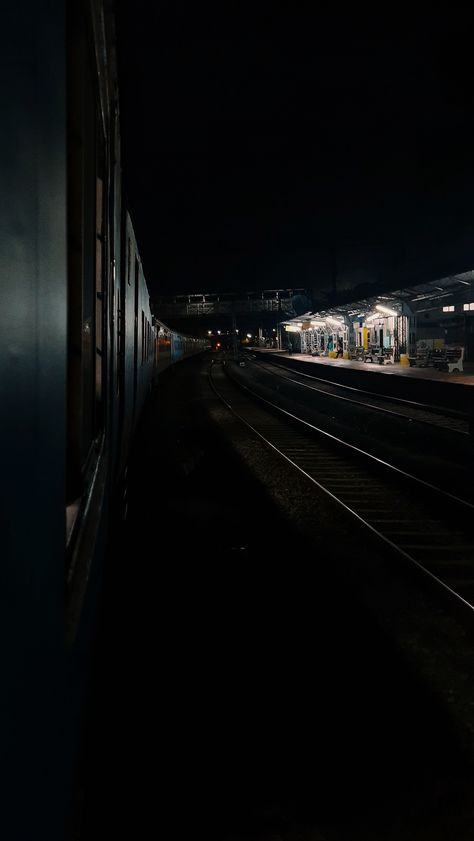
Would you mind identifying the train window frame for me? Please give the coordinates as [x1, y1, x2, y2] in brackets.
[66, 2, 108, 554]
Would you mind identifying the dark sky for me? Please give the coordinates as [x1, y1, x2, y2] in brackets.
[116, 2, 474, 299]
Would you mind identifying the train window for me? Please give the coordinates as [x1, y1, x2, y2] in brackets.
[66, 2, 107, 550]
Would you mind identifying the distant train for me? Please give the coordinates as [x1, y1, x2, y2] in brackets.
[0, 2, 206, 837]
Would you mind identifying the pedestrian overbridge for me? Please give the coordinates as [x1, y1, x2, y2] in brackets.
[154, 288, 311, 319]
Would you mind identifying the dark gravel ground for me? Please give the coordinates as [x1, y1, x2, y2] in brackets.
[78, 353, 474, 840]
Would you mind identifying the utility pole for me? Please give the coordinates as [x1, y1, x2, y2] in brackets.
[232, 307, 238, 360]
[331, 245, 338, 299]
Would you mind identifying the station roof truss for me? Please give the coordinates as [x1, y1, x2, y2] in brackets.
[282, 270, 474, 326]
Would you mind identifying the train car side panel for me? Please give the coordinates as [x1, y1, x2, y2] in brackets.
[0, 5, 68, 838]
[0, 3, 208, 837]
[171, 331, 185, 363]
[118, 211, 138, 476]
[65, 0, 115, 631]
[109, 102, 123, 486]
[135, 268, 154, 414]
[155, 319, 172, 375]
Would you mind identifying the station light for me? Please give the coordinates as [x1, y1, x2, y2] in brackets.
[365, 312, 379, 322]
[208, 330, 212, 335]
[326, 316, 344, 327]
[217, 330, 221, 335]
[375, 304, 398, 317]
[246, 333, 252, 338]
[310, 320, 326, 327]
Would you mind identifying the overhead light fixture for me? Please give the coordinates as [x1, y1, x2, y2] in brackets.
[365, 312, 379, 322]
[326, 316, 344, 327]
[375, 304, 398, 316]
[310, 320, 326, 327]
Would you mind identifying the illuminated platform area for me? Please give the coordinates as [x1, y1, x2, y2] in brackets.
[278, 270, 474, 381]
[259, 348, 474, 385]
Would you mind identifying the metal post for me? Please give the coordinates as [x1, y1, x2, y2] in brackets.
[232, 309, 238, 360]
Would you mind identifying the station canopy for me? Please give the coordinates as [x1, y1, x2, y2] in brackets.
[282, 270, 474, 326]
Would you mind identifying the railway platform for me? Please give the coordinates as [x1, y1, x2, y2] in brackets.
[257, 348, 474, 385]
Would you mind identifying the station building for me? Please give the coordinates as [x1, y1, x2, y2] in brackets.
[282, 270, 474, 374]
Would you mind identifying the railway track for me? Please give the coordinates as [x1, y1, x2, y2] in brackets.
[210, 360, 474, 620]
[248, 354, 469, 435]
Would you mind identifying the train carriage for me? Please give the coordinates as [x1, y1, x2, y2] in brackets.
[117, 211, 156, 478]
[0, 2, 207, 837]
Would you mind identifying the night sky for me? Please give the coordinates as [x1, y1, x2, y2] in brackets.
[116, 2, 474, 300]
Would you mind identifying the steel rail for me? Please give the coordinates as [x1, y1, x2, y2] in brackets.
[209, 361, 474, 619]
